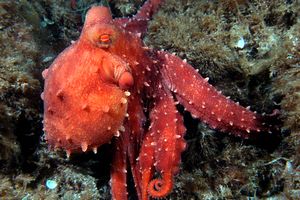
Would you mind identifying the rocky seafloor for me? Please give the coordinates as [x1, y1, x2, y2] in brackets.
[0, 0, 299, 199]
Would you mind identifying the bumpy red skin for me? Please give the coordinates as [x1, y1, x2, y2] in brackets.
[42, 0, 268, 199]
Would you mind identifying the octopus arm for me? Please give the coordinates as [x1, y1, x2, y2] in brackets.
[127, 93, 147, 199]
[114, 0, 164, 37]
[110, 132, 129, 200]
[140, 87, 186, 199]
[114, 18, 148, 37]
[138, 129, 155, 200]
[127, 93, 147, 160]
[134, 0, 164, 20]
[111, 92, 146, 200]
[158, 51, 266, 137]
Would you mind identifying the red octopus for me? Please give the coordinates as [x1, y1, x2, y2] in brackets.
[42, 0, 273, 199]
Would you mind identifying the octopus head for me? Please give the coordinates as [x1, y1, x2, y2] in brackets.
[81, 6, 117, 49]
[80, 6, 134, 90]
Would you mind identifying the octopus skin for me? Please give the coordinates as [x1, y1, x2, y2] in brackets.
[42, 0, 273, 199]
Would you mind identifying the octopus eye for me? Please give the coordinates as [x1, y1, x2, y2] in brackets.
[98, 34, 112, 48]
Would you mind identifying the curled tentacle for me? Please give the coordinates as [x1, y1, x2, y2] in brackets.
[142, 84, 186, 199]
[148, 172, 173, 198]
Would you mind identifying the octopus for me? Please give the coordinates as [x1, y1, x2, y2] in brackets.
[42, 0, 276, 199]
